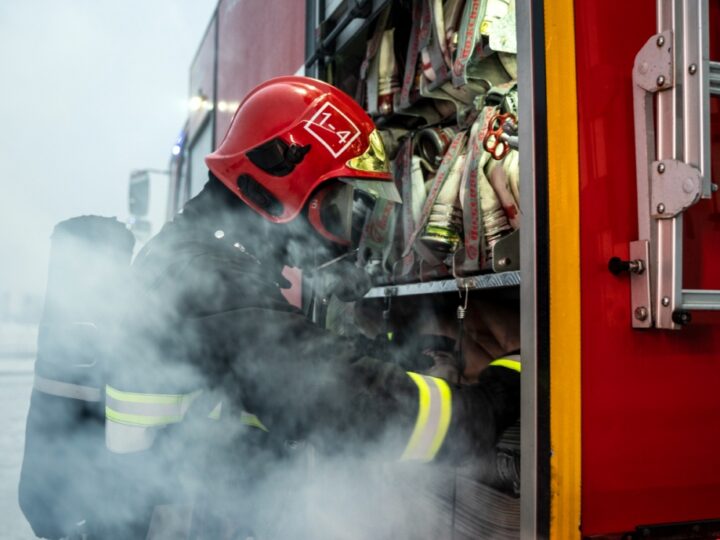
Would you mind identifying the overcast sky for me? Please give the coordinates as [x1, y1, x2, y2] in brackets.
[0, 0, 217, 298]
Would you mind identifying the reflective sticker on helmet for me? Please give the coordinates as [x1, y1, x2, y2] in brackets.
[303, 102, 361, 158]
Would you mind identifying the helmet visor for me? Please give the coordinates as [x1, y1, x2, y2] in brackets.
[346, 130, 390, 175]
[339, 178, 402, 204]
[311, 183, 377, 247]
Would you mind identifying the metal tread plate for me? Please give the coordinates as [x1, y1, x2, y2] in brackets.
[363, 271, 521, 298]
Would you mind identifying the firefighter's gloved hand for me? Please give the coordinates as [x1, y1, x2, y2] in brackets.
[418, 335, 462, 382]
[443, 361, 520, 463]
[358, 333, 450, 372]
[318, 259, 373, 302]
[423, 350, 461, 383]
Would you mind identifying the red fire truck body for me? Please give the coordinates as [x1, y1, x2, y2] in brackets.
[151, 1, 720, 538]
[574, 1, 720, 535]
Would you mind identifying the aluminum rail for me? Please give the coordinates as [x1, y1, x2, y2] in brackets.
[681, 290, 720, 311]
[363, 271, 521, 298]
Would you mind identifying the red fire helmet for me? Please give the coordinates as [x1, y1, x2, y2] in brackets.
[205, 76, 399, 224]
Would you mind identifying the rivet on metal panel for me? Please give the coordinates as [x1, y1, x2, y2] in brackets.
[656, 75, 666, 87]
[683, 178, 696, 194]
[656, 35, 665, 47]
[657, 162, 666, 174]
[657, 203, 666, 214]
[634, 306, 649, 321]
[662, 296, 670, 307]
[688, 63, 698, 75]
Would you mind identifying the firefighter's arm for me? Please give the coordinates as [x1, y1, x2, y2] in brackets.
[435, 358, 520, 463]
[215, 307, 520, 463]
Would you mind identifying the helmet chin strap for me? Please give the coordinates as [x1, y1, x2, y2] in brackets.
[314, 249, 358, 271]
[310, 249, 375, 302]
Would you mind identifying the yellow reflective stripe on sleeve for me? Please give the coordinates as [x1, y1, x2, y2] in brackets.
[208, 402, 222, 420]
[106, 385, 197, 405]
[105, 386, 201, 427]
[240, 412, 269, 432]
[489, 358, 522, 373]
[401, 373, 431, 460]
[401, 372, 452, 462]
[207, 403, 267, 431]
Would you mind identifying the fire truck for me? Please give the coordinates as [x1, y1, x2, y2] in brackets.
[127, 0, 720, 538]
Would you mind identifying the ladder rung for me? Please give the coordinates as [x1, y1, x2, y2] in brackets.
[711, 61, 720, 96]
[681, 288, 720, 311]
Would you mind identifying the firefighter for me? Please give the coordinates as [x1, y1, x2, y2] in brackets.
[104, 76, 520, 538]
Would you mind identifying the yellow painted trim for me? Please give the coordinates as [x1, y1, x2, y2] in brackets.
[545, 0, 582, 537]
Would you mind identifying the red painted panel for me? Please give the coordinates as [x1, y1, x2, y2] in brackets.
[188, 16, 217, 140]
[215, 0, 306, 145]
[575, 1, 720, 535]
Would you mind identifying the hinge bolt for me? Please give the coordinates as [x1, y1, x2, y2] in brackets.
[656, 35, 665, 47]
[672, 310, 692, 325]
[657, 75, 666, 87]
[689, 63, 698, 75]
[657, 162, 666, 174]
[657, 203, 666, 214]
[712, 183, 718, 193]
[662, 296, 670, 307]
[634, 306, 649, 321]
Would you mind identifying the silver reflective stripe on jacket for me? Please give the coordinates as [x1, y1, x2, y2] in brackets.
[33, 374, 101, 402]
[401, 372, 452, 462]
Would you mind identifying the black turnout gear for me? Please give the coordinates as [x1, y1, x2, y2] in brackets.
[104, 175, 520, 536]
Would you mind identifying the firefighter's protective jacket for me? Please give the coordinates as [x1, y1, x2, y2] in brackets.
[104, 178, 520, 534]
